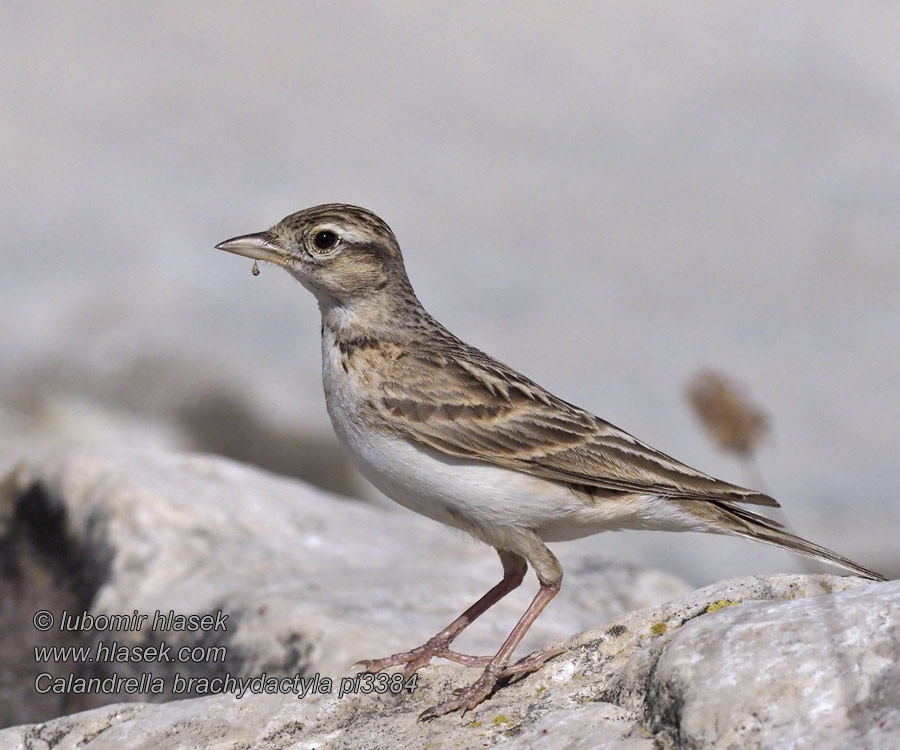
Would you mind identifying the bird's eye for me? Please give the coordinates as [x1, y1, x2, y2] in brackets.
[312, 230, 338, 252]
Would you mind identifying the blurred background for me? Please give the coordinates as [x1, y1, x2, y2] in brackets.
[2, 1, 898, 584]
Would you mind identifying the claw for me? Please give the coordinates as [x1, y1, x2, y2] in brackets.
[418, 669, 499, 720]
[417, 705, 439, 722]
[497, 646, 566, 678]
[352, 657, 396, 674]
[418, 647, 566, 718]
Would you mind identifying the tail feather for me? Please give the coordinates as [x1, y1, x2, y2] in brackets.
[721, 502, 786, 530]
[710, 501, 886, 582]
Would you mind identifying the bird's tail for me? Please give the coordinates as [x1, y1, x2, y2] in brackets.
[704, 501, 886, 581]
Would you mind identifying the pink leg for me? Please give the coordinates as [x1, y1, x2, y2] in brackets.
[354, 550, 527, 678]
[418, 580, 561, 719]
[419, 539, 565, 720]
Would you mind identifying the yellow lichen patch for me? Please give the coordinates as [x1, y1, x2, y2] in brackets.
[469, 721, 482, 728]
[650, 622, 668, 636]
[706, 599, 739, 613]
[536, 685, 547, 695]
[493, 714, 511, 727]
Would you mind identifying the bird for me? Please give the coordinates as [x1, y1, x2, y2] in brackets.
[216, 203, 885, 719]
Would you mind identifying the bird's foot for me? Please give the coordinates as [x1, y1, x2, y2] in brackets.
[419, 646, 565, 720]
[353, 638, 491, 680]
[418, 664, 502, 720]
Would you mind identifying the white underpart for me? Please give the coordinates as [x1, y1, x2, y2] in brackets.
[320, 327, 704, 548]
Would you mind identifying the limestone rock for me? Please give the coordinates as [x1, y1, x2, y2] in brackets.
[1, 570, 894, 749]
[2, 450, 894, 748]
[607, 578, 900, 749]
[0, 449, 686, 728]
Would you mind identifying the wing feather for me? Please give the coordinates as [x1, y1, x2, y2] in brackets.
[374, 337, 778, 508]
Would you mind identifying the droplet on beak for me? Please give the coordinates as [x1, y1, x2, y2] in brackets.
[251, 261, 260, 276]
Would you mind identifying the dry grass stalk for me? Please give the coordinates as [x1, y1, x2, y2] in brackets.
[685, 369, 769, 458]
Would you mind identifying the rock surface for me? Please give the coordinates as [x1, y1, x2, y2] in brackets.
[1, 573, 896, 749]
[0, 449, 686, 728]
[608, 581, 900, 748]
[1, 450, 896, 749]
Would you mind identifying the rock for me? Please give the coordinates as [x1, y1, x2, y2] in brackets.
[606, 578, 900, 749]
[2, 450, 895, 748]
[1, 571, 895, 749]
[0, 449, 687, 728]
[0, 355, 371, 500]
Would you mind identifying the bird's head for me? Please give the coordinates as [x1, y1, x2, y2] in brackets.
[216, 204, 414, 308]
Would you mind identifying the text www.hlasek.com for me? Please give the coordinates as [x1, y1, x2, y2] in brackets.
[32, 609, 418, 699]
[35, 640, 226, 665]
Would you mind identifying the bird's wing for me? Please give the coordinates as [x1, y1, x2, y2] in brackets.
[374, 340, 778, 507]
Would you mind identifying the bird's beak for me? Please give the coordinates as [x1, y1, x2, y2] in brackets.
[215, 232, 291, 267]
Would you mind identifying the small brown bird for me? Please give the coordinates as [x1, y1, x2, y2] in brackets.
[216, 204, 884, 719]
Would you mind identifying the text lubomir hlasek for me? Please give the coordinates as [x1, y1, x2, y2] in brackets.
[55, 610, 228, 632]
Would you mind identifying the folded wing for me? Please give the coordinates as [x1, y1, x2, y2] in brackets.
[375, 340, 778, 508]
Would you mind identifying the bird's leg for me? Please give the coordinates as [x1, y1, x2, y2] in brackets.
[354, 550, 527, 678]
[419, 540, 563, 720]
